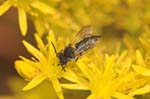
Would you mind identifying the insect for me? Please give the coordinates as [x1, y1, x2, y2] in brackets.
[51, 25, 101, 71]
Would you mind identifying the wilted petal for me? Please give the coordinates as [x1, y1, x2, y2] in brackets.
[18, 8, 27, 36]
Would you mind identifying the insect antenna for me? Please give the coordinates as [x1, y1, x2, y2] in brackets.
[51, 41, 58, 55]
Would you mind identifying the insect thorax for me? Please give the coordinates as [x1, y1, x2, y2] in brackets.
[64, 45, 75, 58]
[57, 52, 68, 65]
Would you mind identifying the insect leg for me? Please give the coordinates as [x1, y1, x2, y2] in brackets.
[51, 41, 58, 55]
[62, 66, 66, 72]
[57, 63, 66, 72]
[75, 57, 78, 62]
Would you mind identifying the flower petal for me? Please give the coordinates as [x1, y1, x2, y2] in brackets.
[23, 40, 46, 61]
[15, 60, 39, 80]
[61, 84, 89, 90]
[112, 92, 134, 99]
[62, 70, 88, 84]
[34, 19, 46, 36]
[139, 37, 150, 51]
[18, 8, 27, 36]
[34, 34, 47, 54]
[135, 50, 145, 66]
[51, 78, 64, 99]
[132, 65, 150, 76]
[23, 73, 47, 91]
[129, 85, 150, 96]
[77, 59, 92, 79]
[0, 1, 12, 16]
[47, 30, 56, 46]
[31, 1, 56, 15]
[47, 30, 57, 58]
[87, 94, 95, 99]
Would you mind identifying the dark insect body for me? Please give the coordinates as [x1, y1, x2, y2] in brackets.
[51, 25, 101, 71]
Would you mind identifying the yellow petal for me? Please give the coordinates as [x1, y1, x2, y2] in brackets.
[18, 8, 27, 36]
[0, 1, 12, 16]
[51, 78, 64, 99]
[34, 34, 47, 54]
[34, 19, 46, 36]
[23, 73, 47, 91]
[135, 50, 145, 66]
[103, 55, 116, 79]
[23, 40, 45, 61]
[139, 37, 150, 51]
[112, 92, 134, 99]
[77, 59, 92, 79]
[129, 85, 150, 96]
[47, 30, 56, 45]
[19, 56, 40, 69]
[31, 1, 56, 15]
[15, 60, 39, 80]
[116, 50, 128, 64]
[132, 65, 150, 76]
[87, 94, 95, 99]
[47, 30, 57, 57]
[62, 70, 88, 84]
[61, 84, 89, 90]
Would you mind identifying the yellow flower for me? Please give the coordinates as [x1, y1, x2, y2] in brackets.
[139, 26, 150, 51]
[15, 30, 64, 99]
[0, 0, 56, 36]
[61, 51, 149, 99]
[131, 50, 150, 96]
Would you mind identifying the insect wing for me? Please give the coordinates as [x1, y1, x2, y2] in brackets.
[74, 36, 101, 57]
[70, 25, 93, 45]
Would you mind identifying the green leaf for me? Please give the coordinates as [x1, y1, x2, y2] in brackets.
[23, 73, 47, 91]
[0, 1, 12, 16]
[18, 8, 27, 36]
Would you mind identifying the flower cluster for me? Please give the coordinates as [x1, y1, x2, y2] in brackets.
[62, 50, 150, 99]
[14, 29, 150, 99]
[0, 0, 150, 99]
[15, 31, 66, 99]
